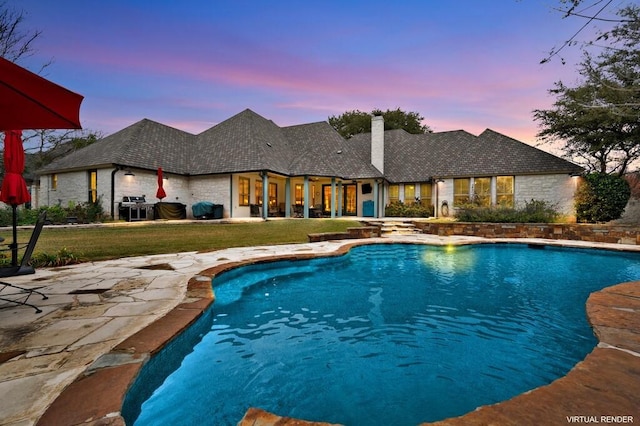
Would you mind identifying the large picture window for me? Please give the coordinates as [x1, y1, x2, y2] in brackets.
[473, 177, 491, 207]
[268, 182, 277, 208]
[239, 177, 250, 206]
[404, 184, 416, 204]
[497, 176, 514, 207]
[388, 184, 399, 203]
[255, 181, 263, 206]
[453, 178, 470, 206]
[294, 184, 304, 205]
[420, 183, 432, 209]
[88, 170, 97, 203]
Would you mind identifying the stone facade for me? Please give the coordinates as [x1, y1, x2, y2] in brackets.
[515, 174, 577, 216]
[416, 222, 640, 245]
[189, 174, 231, 217]
[38, 169, 89, 207]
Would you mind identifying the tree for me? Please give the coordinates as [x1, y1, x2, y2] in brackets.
[534, 5, 640, 175]
[574, 172, 630, 222]
[329, 108, 432, 139]
[542, 0, 634, 64]
[0, 2, 101, 175]
[0, 1, 46, 65]
[25, 130, 102, 170]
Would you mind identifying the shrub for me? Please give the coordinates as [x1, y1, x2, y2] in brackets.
[456, 199, 560, 223]
[30, 248, 82, 267]
[385, 201, 434, 217]
[0, 198, 105, 226]
[575, 173, 630, 223]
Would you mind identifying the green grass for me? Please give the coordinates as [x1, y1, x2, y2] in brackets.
[0, 219, 362, 263]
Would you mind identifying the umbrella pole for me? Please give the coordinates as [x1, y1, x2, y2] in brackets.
[11, 204, 18, 266]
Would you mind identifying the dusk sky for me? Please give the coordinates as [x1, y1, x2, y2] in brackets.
[12, 1, 627, 148]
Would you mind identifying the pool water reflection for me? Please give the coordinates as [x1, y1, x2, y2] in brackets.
[124, 243, 640, 426]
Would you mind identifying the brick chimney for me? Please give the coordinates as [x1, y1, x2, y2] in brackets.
[371, 115, 384, 173]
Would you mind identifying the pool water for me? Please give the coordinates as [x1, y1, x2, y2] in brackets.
[124, 243, 640, 426]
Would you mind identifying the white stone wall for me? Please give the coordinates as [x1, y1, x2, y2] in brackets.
[112, 169, 191, 219]
[39, 170, 88, 207]
[515, 174, 577, 216]
[35, 170, 578, 220]
[390, 174, 578, 218]
[189, 175, 231, 218]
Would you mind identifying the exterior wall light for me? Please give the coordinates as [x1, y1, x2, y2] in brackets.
[124, 170, 135, 176]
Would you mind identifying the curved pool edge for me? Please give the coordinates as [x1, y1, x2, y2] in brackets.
[36, 237, 640, 426]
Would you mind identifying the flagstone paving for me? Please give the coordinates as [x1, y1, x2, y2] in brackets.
[0, 235, 638, 426]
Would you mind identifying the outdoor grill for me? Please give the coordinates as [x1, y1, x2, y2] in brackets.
[119, 195, 154, 221]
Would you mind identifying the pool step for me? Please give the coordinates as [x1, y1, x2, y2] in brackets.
[366, 221, 422, 236]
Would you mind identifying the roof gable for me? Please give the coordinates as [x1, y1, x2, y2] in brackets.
[192, 109, 291, 175]
[473, 129, 582, 175]
[350, 128, 581, 182]
[38, 119, 194, 174]
[284, 121, 382, 179]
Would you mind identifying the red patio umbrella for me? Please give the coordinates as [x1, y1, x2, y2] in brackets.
[0, 57, 83, 265]
[0, 57, 83, 130]
[156, 167, 166, 200]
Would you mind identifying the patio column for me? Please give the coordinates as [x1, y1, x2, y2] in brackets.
[337, 181, 343, 217]
[229, 175, 234, 218]
[285, 178, 291, 218]
[491, 176, 497, 206]
[330, 177, 336, 219]
[262, 172, 269, 219]
[373, 180, 379, 218]
[303, 176, 310, 219]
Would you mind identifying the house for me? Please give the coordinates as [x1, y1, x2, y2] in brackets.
[34, 109, 583, 220]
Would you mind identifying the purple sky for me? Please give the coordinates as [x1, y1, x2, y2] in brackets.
[12, 0, 623, 146]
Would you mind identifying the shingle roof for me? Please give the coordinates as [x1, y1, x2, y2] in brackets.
[37, 109, 581, 181]
[284, 121, 382, 179]
[37, 119, 193, 174]
[191, 109, 292, 175]
[350, 128, 582, 182]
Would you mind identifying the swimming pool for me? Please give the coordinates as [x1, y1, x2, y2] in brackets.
[123, 243, 640, 425]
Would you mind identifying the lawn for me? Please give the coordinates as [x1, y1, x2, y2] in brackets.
[0, 219, 362, 263]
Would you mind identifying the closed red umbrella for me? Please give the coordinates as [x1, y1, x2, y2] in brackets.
[156, 167, 166, 200]
[1, 130, 30, 205]
[0, 130, 31, 265]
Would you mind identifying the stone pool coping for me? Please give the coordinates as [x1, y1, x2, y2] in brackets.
[11, 236, 640, 425]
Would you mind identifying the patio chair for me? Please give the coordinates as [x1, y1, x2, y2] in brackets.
[250, 204, 261, 217]
[0, 211, 48, 313]
[292, 205, 304, 218]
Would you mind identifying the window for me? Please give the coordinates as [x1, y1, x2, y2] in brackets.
[473, 177, 491, 207]
[268, 182, 277, 208]
[255, 181, 263, 206]
[239, 177, 250, 206]
[294, 184, 304, 205]
[388, 184, 399, 203]
[497, 176, 514, 207]
[51, 174, 58, 190]
[404, 184, 416, 204]
[88, 170, 97, 203]
[311, 184, 316, 206]
[420, 183, 432, 208]
[453, 178, 470, 206]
